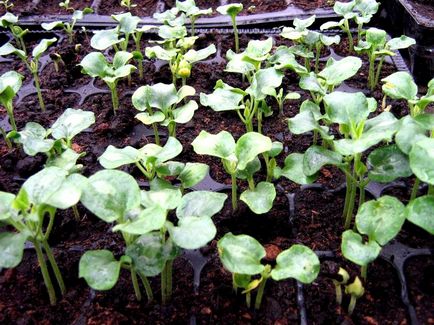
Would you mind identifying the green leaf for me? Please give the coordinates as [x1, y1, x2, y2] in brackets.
[225, 49, 256, 75]
[367, 145, 412, 183]
[91, 28, 122, 50]
[299, 72, 326, 96]
[324, 91, 370, 126]
[409, 138, 434, 185]
[0, 12, 18, 27]
[132, 83, 178, 112]
[22, 166, 68, 206]
[244, 38, 273, 62]
[216, 3, 243, 17]
[10, 122, 53, 156]
[80, 170, 141, 222]
[406, 195, 434, 235]
[303, 145, 342, 176]
[356, 196, 406, 245]
[0, 71, 23, 101]
[112, 205, 167, 235]
[200, 81, 244, 112]
[236, 157, 261, 179]
[79, 250, 121, 290]
[271, 245, 320, 283]
[126, 232, 179, 277]
[145, 45, 177, 61]
[218, 233, 265, 275]
[235, 132, 272, 170]
[112, 12, 141, 34]
[382, 72, 418, 101]
[141, 188, 182, 210]
[387, 35, 415, 51]
[99, 145, 140, 169]
[176, 191, 227, 218]
[365, 27, 387, 48]
[192, 130, 236, 160]
[32, 38, 57, 59]
[178, 162, 209, 188]
[341, 230, 381, 266]
[268, 46, 307, 73]
[240, 181, 276, 214]
[45, 173, 86, 209]
[135, 111, 165, 124]
[169, 216, 216, 249]
[41, 21, 64, 31]
[281, 153, 316, 184]
[172, 100, 198, 124]
[0, 192, 15, 220]
[395, 116, 428, 154]
[184, 44, 216, 63]
[246, 68, 283, 101]
[0, 232, 27, 268]
[79, 52, 107, 78]
[155, 136, 183, 164]
[318, 56, 362, 86]
[51, 108, 95, 141]
[0, 42, 26, 59]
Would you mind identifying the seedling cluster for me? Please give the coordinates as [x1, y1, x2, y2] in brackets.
[0, 0, 432, 322]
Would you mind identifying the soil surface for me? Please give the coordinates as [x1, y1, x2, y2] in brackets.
[0, 28, 433, 325]
[408, 0, 434, 21]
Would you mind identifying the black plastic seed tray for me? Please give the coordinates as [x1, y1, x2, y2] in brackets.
[14, 0, 343, 29]
[383, 0, 434, 84]
[0, 27, 431, 325]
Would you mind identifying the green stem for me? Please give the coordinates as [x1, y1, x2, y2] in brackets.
[335, 284, 342, 305]
[344, 179, 357, 229]
[33, 71, 45, 112]
[138, 272, 154, 302]
[72, 205, 80, 221]
[410, 178, 420, 201]
[42, 240, 66, 295]
[231, 16, 239, 53]
[361, 264, 367, 281]
[344, 20, 354, 53]
[0, 126, 12, 148]
[368, 56, 376, 91]
[6, 102, 17, 131]
[315, 44, 322, 73]
[130, 268, 142, 301]
[246, 292, 251, 308]
[254, 277, 268, 310]
[247, 176, 255, 190]
[428, 185, 434, 196]
[358, 184, 366, 211]
[373, 56, 385, 88]
[43, 212, 55, 241]
[166, 259, 173, 300]
[342, 168, 352, 219]
[33, 240, 57, 305]
[231, 173, 238, 211]
[348, 295, 357, 315]
[161, 263, 167, 304]
[109, 84, 119, 112]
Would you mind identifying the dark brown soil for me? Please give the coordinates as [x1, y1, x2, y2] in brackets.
[0, 30, 432, 325]
[98, 0, 158, 17]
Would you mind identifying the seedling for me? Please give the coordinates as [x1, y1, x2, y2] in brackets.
[217, 3, 243, 53]
[79, 51, 136, 112]
[355, 28, 415, 90]
[146, 38, 216, 86]
[342, 196, 406, 279]
[281, 15, 341, 72]
[332, 267, 350, 305]
[381, 72, 434, 117]
[0, 70, 23, 132]
[132, 83, 198, 141]
[99, 136, 209, 191]
[0, 38, 57, 111]
[120, 0, 137, 10]
[0, 166, 86, 305]
[0, 0, 13, 11]
[345, 276, 364, 315]
[298, 56, 362, 105]
[287, 91, 400, 228]
[218, 233, 319, 309]
[192, 130, 278, 213]
[176, 0, 212, 36]
[0, 13, 28, 54]
[41, 1, 93, 44]
[78, 169, 227, 303]
[201, 66, 284, 133]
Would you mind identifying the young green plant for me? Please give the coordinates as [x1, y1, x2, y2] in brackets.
[218, 233, 320, 309]
[0, 13, 28, 54]
[0, 70, 23, 133]
[0, 166, 86, 305]
[0, 38, 57, 111]
[79, 51, 136, 112]
[132, 83, 198, 142]
[192, 130, 279, 213]
[176, 0, 212, 36]
[217, 3, 243, 53]
[355, 28, 415, 90]
[41, 1, 93, 44]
